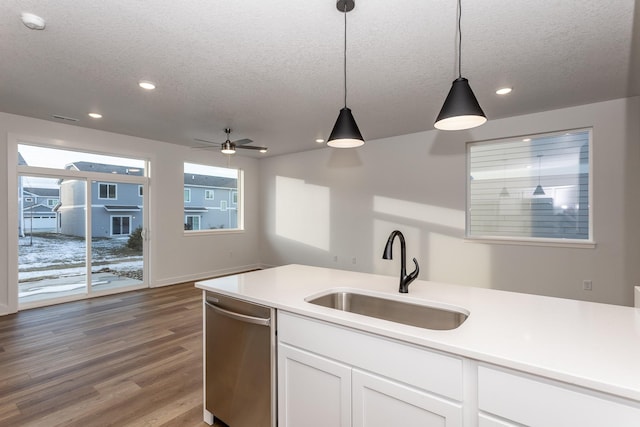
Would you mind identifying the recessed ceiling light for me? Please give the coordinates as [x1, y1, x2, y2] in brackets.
[496, 87, 512, 95]
[138, 81, 156, 90]
[259, 148, 268, 153]
[523, 138, 531, 142]
[315, 138, 325, 143]
[88, 113, 102, 119]
[21, 12, 46, 30]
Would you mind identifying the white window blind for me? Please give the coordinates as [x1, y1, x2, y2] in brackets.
[467, 129, 591, 242]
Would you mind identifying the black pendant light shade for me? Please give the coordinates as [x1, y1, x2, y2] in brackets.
[328, 107, 364, 148]
[327, 0, 364, 148]
[434, 0, 487, 131]
[434, 77, 487, 130]
[533, 185, 546, 196]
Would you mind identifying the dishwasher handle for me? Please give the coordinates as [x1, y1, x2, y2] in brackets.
[205, 300, 271, 327]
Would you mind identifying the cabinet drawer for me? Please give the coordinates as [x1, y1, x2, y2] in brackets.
[478, 365, 640, 427]
[278, 311, 463, 401]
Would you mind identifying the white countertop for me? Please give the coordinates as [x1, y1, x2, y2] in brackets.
[195, 264, 640, 402]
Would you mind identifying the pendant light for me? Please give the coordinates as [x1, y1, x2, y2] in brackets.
[434, 0, 487, 131]
[533, 154, 545, 195]
[327, 0, 364, 148]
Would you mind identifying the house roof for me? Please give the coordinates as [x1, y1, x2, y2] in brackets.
[23, 187, 60, 197]
[184, 173, 237, 189]
[104, 205, 142, 212]
[184, 207, 209, 213]
[63, 161, 236, 188]
[23, 204, 56, 214]
[67, 162, 145, 176]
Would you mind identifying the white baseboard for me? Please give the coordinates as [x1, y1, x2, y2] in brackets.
[150, 263, 263, 287]
[635, 286, 640, 308]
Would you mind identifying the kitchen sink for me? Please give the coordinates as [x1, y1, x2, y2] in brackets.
[306, 291, 468, 330]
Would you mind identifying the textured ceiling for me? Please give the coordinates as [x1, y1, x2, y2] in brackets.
[1, 1, 638, 157]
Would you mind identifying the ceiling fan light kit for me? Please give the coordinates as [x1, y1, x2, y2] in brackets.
[327, 0, 365, 148]
[191, 128, 268, 155]
[221, 140, 236, 154]
[434, 0, 487, 131]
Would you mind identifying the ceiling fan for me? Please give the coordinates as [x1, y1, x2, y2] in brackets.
[194, 128, 267, 154]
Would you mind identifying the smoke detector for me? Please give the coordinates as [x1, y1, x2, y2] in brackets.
[21, 13, 46, 30]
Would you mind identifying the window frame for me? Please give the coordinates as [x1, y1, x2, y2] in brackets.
[205, 189, 214, 200]
[98, 182, 117, 200]
[465, 128, 595, 248]
[184, 188, 191, 203]
[110, 215, 132, 236]
[183, 162, 244, 235]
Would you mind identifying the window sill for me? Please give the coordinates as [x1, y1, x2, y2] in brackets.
[184, 229, 244, 236]
[464, 236, 596, 249]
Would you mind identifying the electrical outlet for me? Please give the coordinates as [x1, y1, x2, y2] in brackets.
[352, 257, 357, 264]
[583, 280, 592, 291]
[333, 255, 338, 262]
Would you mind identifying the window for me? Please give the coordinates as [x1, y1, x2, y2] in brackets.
[467, 129, 591, 243]
[185, 215, 201, 230]
[99, 183, 117, 199]
[184, 162, 242, 232]
[47, 199, 59, 206]
[138, 185, 143, 197]
[111, 216, 131, 236]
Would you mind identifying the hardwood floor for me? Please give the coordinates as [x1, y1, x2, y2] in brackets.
[0, 282, 224, 426]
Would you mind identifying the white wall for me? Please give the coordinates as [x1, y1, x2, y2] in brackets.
[259, 97, 640, 306]
[1, 112, 261, 315]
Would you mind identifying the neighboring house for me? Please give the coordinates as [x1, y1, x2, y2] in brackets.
[54, 161, 238, 237]
[21, 187, 60, 233]
[184, 173, 238, 230]
[58, 162, 144, 237]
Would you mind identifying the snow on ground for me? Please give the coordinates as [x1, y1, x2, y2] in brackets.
[18, 233, 142, 282]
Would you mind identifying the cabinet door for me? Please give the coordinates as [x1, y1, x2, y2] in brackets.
[352, 369, 462, 427]
[478, 366, 640, 427]
[278, 343, 351, 427]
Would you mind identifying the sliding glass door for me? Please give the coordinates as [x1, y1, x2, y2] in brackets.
[17, 144, 148, 308]
[18, 176, 88, 304]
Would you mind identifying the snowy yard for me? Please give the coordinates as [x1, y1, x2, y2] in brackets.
[18, 232, 143, 282]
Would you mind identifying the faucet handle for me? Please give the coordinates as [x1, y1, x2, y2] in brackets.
[407, 258, 420, 282]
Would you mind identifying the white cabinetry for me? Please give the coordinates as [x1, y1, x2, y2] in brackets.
[352, 369, 461, 427]
[278, 312, 463, 427]
[478, 365, 640, 427]
[278, 343, 351, 427]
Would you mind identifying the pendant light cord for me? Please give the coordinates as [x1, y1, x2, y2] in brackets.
[343, 2, 348, 108]
[537, 155, 542, 185]
[457, 0, 462, 79]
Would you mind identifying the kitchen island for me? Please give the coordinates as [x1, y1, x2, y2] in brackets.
[196, 264, 640, 426]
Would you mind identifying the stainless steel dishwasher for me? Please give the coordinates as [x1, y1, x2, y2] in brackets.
[205, 291, 276, 427]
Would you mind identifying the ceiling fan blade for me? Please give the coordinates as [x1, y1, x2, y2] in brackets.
[237, 145, 268, 151]
[232, 138, 253, 145]
[191, 138, 221, 150]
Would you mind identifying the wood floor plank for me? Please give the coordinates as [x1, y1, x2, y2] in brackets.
[0, 282, 223, 426]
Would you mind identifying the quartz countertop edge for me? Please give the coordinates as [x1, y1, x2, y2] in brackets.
[195, 264, 640, 402]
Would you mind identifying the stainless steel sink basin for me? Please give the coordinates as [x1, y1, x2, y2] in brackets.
[306, 291, 468, 330]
